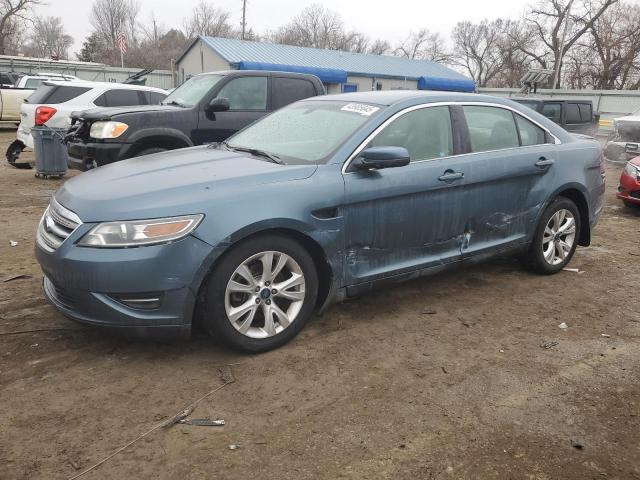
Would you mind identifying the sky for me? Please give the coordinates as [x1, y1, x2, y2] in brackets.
[37, 0, 533, 55]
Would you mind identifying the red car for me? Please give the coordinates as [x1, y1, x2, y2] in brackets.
[618, 156, 640, 208]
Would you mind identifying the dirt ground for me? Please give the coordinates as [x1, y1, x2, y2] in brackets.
[0, 127, 639, 480]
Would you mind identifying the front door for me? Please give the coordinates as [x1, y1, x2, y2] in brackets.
[342, 105, 469, 287]
[194, 76, 269, 145]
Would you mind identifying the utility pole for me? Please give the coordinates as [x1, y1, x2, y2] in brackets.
[241, 0, 247, 40]
[553, 0, 575, 90]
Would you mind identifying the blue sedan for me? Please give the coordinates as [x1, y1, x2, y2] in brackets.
[35, 91, 605, 352]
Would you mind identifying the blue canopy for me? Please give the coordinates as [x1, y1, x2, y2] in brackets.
[236, 61, 348, 84]
[418, 76, 476, 93]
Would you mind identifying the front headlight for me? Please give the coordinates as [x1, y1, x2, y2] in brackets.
[77, 214, 204, 248]
[624, 162, 640, 180]
[90, 121, 129, 139]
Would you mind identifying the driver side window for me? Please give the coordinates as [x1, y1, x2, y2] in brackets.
[367, 106, 453, 162]
[217, 77, 268, 111]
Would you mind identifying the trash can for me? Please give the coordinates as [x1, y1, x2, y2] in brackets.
[32, 126, 68, 179]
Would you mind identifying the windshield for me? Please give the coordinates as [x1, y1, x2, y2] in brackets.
[226, 100, 383, 164]
[162, 74, 223, 107]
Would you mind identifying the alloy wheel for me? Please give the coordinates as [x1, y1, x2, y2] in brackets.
[542, 208, 577, 266]
[224, 251, 306, 339]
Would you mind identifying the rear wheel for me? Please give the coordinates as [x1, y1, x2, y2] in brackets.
[202, 234, 318, 352]
[524, 197, 580, 275]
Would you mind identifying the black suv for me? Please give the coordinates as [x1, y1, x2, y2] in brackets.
[513, 98, 599, 136]
[66, 70, 325, 170]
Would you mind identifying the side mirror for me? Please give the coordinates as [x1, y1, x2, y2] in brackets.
[207, 97, 230, 112]
[352, 146, 410, 171]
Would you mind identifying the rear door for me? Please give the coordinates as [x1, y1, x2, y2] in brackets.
[195, 75, 269, 144]
[458, 104, 557, 258]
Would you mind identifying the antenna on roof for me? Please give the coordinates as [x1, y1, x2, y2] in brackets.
[519, 69, 554, 95]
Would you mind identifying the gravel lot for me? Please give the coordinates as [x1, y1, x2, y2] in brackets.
[1, 128, 639, 480]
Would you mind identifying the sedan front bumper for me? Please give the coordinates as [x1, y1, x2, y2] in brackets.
[617, 170, 640, 205]
[36, 233, 216, 338]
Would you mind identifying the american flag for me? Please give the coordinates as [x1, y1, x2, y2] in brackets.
[117, 32, 127, 54]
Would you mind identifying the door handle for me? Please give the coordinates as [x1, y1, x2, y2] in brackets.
[535, 157, 555, 168]
[438, 170, 464, 182]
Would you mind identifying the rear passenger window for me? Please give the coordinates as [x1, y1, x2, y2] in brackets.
[578, 103, 592, 122]
[566, 103, 582, 123]
[94, 89, 143, 107]
[463, 106, 519, 152]
[515, 115, 547, 146]
[272, 78, 317, 109]
[369, 106, 453, 161]
[541, 103, 562, 123]
[217, 77, 267, 110]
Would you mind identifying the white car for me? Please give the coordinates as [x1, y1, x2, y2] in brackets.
[15, 81, 167, 150]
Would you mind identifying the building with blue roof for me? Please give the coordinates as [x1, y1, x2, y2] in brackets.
[176, 36, 475, 94]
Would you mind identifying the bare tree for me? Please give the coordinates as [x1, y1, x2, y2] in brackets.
[451, 20, 506, 87]
[368, 39, 391, 55]
[582, 1, 640, 89]
[0, 0, 43, 55]
[269, 4, 367, 52]
[395, 29, 451, 62]
[90, 0, 138, 46]
[526, 0, 619, 87]
[183, 1, 234, 39]
[24, 16, 73, 59]
[492, 20, 540, 87]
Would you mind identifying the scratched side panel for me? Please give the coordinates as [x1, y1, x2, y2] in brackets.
[342, 158, 469, 285]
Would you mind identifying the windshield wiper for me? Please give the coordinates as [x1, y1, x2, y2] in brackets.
[224, 143, 283, 164]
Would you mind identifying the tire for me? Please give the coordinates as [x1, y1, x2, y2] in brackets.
[6, 140, 31, 169]
[202, 234, 319, 352]
[524, 197, 581, 275]
[133, 147, 167, 157]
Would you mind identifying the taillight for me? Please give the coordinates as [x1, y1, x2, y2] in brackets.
[35, 106, 57, 126]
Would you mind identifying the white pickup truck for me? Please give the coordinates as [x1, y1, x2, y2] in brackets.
[0, 73, 80, 122]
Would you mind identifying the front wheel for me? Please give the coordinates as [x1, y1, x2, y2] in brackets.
[524, 197, 581, 275]
[202, 235, 318, 352]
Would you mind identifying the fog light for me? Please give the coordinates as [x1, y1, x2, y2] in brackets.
[110, 293, 163, 310]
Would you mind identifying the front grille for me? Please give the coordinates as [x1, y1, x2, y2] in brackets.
[36, 198, 82, 253]
[631, 191, 640, 199]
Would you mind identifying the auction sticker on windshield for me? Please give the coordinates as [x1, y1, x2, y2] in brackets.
[341, 103, 380, 116]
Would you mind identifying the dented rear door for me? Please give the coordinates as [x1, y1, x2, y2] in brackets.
[459, 105, 557, 258]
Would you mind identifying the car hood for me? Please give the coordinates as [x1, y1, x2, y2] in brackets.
[56, 146, 318, 222]
[71, 104, 183, 121]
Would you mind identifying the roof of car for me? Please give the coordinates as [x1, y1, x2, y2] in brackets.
[314, 90, 514, 107]
[43, 80, 167, 92]
[511, 97, 592, 104]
